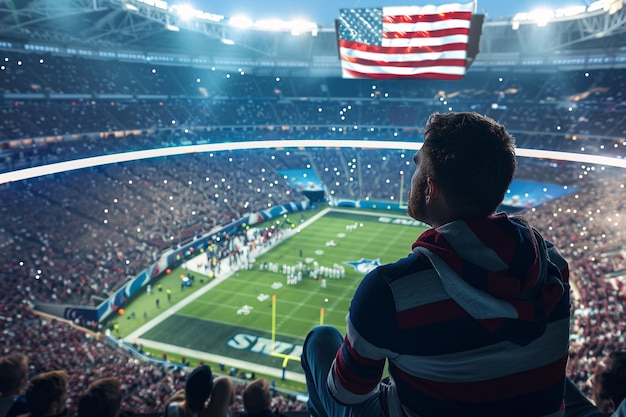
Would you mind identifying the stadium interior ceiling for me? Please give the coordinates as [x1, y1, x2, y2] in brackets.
[1, 0, 626, 77]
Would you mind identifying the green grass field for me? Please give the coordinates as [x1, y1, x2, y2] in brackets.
[115, 207, 428, 389]
[176, 209, 424, 335]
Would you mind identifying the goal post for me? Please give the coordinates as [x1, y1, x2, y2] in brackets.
[270, 294, 301, 363]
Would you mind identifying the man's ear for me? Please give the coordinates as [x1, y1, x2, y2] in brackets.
[50, 399, 63, 414]
[607, 398, 616, 415]
[426, 177, 437, 202]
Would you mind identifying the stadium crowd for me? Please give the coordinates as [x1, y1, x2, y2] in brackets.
[1, 51, 625, 415]
[525, 170, 626, 394]
[1, 52, 626, 173]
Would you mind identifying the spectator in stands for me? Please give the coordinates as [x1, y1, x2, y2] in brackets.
[76, 377, 123, 417]
[565, 351, 626, 417]
[19, 370, 69, 417]
[301, 112, 571, 417]
[0, 354, 29, 417]
[242, 378, 285, 417]
[165, 365, 233, 417]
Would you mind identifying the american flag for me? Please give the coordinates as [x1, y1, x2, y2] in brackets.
[337, 2, 476, 80]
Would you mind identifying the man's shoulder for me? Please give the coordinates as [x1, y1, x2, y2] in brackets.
[354, 252, 439, 300]
[4, 396, 28, 417]
[372, 251, 435, 281]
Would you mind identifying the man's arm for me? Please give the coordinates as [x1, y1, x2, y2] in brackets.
[327, 267, 395, 404]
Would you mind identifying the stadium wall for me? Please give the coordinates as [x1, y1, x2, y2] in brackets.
[334, 199, 407, 212]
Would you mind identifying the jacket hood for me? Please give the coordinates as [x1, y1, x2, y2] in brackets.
[412, 213, 566, 346]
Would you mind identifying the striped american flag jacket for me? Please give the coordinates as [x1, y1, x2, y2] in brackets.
[328, 214, 570, 417]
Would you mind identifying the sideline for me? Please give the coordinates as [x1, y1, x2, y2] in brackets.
[123, 207, 332, 378]
[133, 338, 307, 384]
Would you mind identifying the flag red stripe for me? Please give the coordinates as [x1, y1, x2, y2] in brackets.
[342, 68, 465, 80]
[383, 11, 472, 24]
[397, 299, 467, 328]
[395, 355, 568, 402]
[339, 39, 467, 55]
[334, 340, 384, 394]
[383, 27, 470, 39]
[341, 55, 467, 69]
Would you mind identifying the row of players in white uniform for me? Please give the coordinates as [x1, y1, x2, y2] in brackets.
[259, 260, 346, 285]
[254, 222, 365, 285]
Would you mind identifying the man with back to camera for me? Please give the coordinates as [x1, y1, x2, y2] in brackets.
[164, 365, 234, 417]
[242, 378, 287, 417]
[0, 354, 29, 417]
[76, 377, 124, 417]
[301, 112, 571, 417]
[16, 370, 69, 417]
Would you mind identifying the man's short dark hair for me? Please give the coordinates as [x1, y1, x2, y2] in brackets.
[422, 112, 516, 216]
[25, 370, 68, 416]
[243, 378, 271, 416]
[185, 365, 213, 411]
[599, 351, 626, 406]
[0, 353, 28, 394]
[78, 377, 122, 417]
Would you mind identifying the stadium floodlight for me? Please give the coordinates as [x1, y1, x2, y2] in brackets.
[555, 6, 587, 18]
[137, 0, 168, 10]
[609, 0, 623, 14]
[221, 38, 235, 45]
[171, 4, 195, 21]
[123, 3, 139, 12]
[288, 19, 318, 36]
[169, 3, 224, 22]
[512, 12, 529, 21]
[254, 19, 286, 31]
[165, 23, 180, 31]
[229, 15, 254, 29]
[527, 8, 554, 26]
[244, 17, 320, 34]
[586, 0, 617, 13]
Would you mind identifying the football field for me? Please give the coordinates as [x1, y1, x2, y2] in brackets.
[125, 208, 428, 382]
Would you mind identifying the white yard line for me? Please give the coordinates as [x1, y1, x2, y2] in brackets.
[122, 207, 333, 372]
[125, 207, 331, 342]
[132, 338, 307, 384]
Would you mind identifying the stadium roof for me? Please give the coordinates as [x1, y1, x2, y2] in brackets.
[1, 0, 626, 75]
